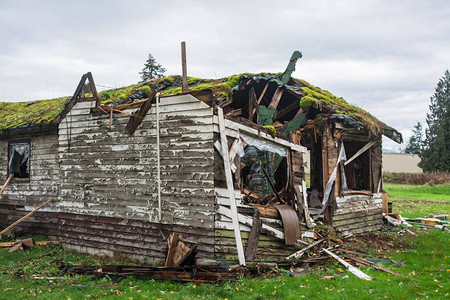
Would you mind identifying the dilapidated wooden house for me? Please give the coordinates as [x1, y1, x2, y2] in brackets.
[0, 68, 402, 263]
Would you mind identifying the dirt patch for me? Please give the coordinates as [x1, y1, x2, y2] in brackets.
[342, 230, 413, 257]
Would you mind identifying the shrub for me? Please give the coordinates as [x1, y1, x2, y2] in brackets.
[383, 172, 450, 185]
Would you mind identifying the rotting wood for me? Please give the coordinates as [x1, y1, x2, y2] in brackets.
[0, 174, 13, 197]
[275, 204, 301, 245]
[323, 248, 373, 280]
[165, 233, 179, 267]
[247, 203, 280, 218]
[0, 241, 60, 247]
[217, 107, 246, 266]
[295, 182, 313, 228]
[285, 239, 324, 260]
[343, 255, 402, 276]
[245, 209, 261, 260]
[0, 198, 54, 236]
[125, 90, 157, 135]
[64, 264, 237, 283]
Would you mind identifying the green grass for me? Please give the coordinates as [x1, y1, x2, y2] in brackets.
[384, 184, 450, 218]
[1, 184, 449, 299]
[1, 231, 449, 299]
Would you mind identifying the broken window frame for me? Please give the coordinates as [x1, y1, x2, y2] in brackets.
[341, 139, 373, 192]
[8, 140, 31, 181]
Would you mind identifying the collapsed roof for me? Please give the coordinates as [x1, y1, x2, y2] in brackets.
[0, 73, 402, 143]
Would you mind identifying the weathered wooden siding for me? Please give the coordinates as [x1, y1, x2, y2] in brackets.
[332, 193, 383, 235]
[212, 118, 308, 260]
[54, 95, 216, 259]
[214, 188, 308, 260]
[0, 133, 60, 233]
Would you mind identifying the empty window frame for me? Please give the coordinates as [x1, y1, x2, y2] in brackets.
[8, 141, 30, 179]
[343, 140, 371, 191]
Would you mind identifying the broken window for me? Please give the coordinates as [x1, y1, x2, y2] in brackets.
[9, 142, 30, 179]
[239, 134, 289, 203]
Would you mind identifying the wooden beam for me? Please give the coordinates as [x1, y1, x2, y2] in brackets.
[249, 87, 258, 122]
[86, 72, 100, 106]
[125, 91, 157, 135]
[286, 239, 324, 260]
[274, 100, 299, 121]
[269, 87, 284, 109]
[217, 107, 246, 266]
[323, 248, 373, 280]
[0, 198, 54, 236]
[344, 141, 376, 166]
[257, 83, 269, 104]
[0, 174, 13, 197]
[181, 41, 188, 92]
[245, 210, 261, 260]
[344, 255, 402, 276]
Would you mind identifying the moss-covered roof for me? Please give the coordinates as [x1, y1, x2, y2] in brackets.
[0, 97, 70, 135]
[0, 73, 402, 142]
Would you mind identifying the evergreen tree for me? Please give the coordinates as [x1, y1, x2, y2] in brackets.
[419, 70, 450, 172]
[404, 122, 423, 154]
[139, 54, 166, 82]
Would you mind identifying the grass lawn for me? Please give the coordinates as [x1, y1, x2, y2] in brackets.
[384, 184, 450, 218]
[0, 183, 449, 299]
[0, 231, 449, 299]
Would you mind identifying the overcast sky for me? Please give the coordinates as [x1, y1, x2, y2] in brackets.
[1, 0, 449, 150]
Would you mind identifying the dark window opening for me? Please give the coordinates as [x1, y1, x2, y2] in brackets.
[343, 140, 371, 191]
[240, 145, 289, 204]
[9, 142, 30, 179]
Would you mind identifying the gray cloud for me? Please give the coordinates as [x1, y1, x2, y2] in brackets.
[0, 0, 449, 150]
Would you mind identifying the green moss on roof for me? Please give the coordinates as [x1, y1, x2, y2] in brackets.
[296, 79, 385, 134]
[0, 97, 70, 131]
[0, 72, 395, 138]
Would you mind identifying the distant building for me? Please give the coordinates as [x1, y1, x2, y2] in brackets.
[304, 152, 422, 174]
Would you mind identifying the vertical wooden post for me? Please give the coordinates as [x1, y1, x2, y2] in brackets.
[217, 107, 246, 266]
[181, 41, 188, 92]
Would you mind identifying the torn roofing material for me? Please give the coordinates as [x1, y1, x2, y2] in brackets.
[0, 73, 402, 143]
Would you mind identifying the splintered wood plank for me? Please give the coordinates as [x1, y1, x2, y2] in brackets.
[217, 107, 246, 266]
[165, 233, 179, 267]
